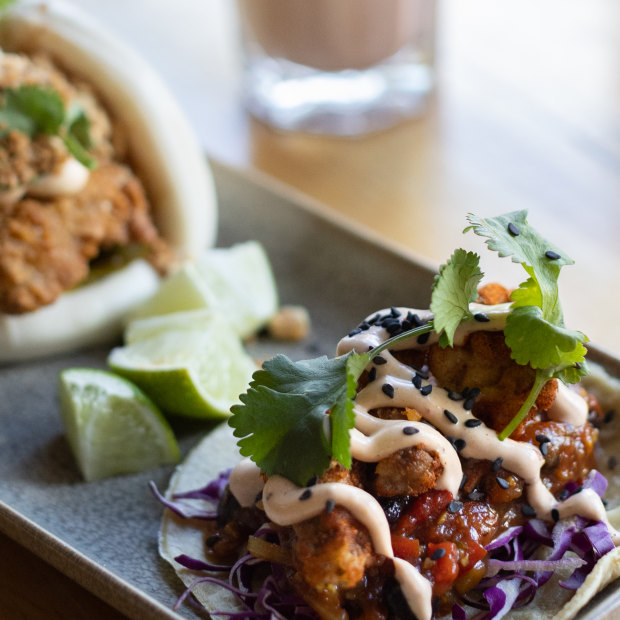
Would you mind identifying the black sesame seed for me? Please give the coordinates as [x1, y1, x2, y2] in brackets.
[403, 426, 419, 436]
[604, 410, 616, 424]
[306, 476, 318, 487]
[496, 477, 510, 490]
[368, 367, 377, 382]
[463, 395, 477, 411]
[474, 312, 491, 322]
[382, 383, 395, 398]
[454, 438, 466, 452]
[491, 457, 503, 472]
[545, 250, 561, 260]
[574, 485, 583, 494]
[444, 409, 458, 424]
[415, 369, 429, 380]
[448, 390, 463, 401]
[431, 548, 446, 561]
[420, 384, 433, 396]
[373, 356, 387, 365]
[255, 490, 263, 502]
[465, 419, 483, 428]
[508, 222, 520, 236]
[300, 489, 312, 501]
[417, 332, 431, 345]
[459, 473, 468, 490]
[468, 387, 481, 398]
[325, 499, 335, 514]
[387, 323, 403, 336]
[360, 321, 371, 331]
[551, 508, 560, 522]
[348, 327, 362, 337]
[467, 491, 486, 501]
[412, 374, 422, 389]
[535, 434, 550, 444]
[447, 501, 463, 514]
[558, 489, 569, 500]
[521, 505, 536, 517]
[368, 314, 381, 325]
[609, 456, 618, 470]
[390, 307, 401, 318]
[411, 314, 423, 327]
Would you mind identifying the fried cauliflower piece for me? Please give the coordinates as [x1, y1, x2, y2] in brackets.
[292, 505, 375, 591]
[375, 446, 443, 497]
[428, 330, 557, 432]
[0, 162, 170, 314]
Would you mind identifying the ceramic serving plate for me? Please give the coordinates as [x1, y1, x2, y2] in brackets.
[0, 160, 619, 619]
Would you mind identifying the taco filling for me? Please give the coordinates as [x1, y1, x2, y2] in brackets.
[0, 50, 171, 314]
[157, 212, 620, 619]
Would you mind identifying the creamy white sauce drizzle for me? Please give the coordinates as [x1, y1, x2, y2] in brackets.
[548, 382, 589, 426]
[228, 303, 615, 620]
[27, 157, 90, 198]
[262, 474, 433, 620]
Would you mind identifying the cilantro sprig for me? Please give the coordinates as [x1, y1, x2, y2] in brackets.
[229, 324, 432, 487]
[230, 210, 587, 485]
[0, 85, 97, 169]
[464, 211, 588, 438]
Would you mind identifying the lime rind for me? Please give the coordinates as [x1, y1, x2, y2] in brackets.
[58, 368, 180, 482]
[130, 241, 278, 339]
[108, 319, 257, 419]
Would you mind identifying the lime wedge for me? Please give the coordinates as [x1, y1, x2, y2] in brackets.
[108, 315, 257, 419]
[124, 309, 217, 345]
[132, 241, 278, 339]
[58, 368, 180, 482]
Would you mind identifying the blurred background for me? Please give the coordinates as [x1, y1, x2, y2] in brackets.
[72, 0, 619, 352]
[2, 2, 620, 618]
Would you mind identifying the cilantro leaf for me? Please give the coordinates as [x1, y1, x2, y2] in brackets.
[0, 86, 64, 136]
[0, 86, 97, 169]
[431, 249, 482, 347]
[229, 352, 369, 485]
[504, 306, 587, 370]
[465, 210, 588, 438]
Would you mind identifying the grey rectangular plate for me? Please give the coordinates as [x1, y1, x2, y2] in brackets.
[0, 160, 618, 619]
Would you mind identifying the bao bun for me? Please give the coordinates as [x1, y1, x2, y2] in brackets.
[0, 0, 217, 362]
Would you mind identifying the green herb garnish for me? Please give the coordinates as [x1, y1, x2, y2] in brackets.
[230, 324, 432, 487]
[464, 211, 588, 438]
[0, 85, 97, 169]
[230, 210, 587, 484]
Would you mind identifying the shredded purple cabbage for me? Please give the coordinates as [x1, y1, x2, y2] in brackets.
[453, 472, 615, 619]
[151, 471, 317, 619]
[152, 467, 615, 620]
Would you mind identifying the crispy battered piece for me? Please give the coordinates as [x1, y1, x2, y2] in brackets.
[292, 506, 375, 591]
[0, 162, 170, 314]
[477, 282, 512, 305]
[375, 446, 443, 497]
[0, 131, 68, 196]
[428, 331, 557, 432]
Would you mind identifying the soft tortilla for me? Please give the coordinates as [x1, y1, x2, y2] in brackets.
[159, 365, 620, 619]
[160, 422, 244, 615]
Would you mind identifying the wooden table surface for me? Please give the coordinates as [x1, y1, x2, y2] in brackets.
[2, 0, 619, 617]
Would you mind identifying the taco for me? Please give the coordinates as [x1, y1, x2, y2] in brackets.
[156, 212, 620, 619]
[0, 1, 216, 361]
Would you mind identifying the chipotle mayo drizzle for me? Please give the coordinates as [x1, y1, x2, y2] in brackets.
[228, 303, 617, 620]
